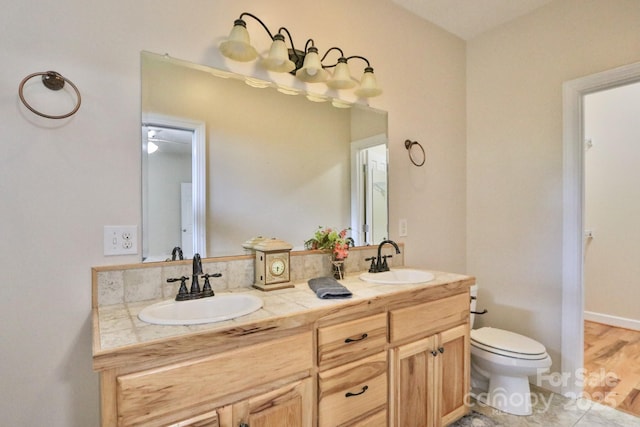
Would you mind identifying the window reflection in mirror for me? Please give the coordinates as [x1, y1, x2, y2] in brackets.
[141, 51, 388, 261]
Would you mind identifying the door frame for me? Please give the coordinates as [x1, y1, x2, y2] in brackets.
[142, 113, 207, 259]
[350, 134, 388, 246]
[561, 61, 640, 397]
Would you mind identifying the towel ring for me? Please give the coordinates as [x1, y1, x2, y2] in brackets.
[404, 139, 425, 167]
[18, 71, 81, 119]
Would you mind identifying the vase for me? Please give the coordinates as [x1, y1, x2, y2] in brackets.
[331, 258, 345, 280]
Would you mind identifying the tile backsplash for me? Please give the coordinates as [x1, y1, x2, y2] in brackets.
[93, 245, 404, 307]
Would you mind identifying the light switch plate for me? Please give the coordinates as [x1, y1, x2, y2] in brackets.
[104, 225, 138, 255]
[399, 219, 408, 237]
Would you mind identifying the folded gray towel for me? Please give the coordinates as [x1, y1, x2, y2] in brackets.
[308, 277, 352, 299]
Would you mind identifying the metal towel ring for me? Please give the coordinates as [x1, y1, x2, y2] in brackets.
[18, 71, 81, 119]
[404, 139, 426, 167]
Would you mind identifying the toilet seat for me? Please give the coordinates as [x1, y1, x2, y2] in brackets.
[471, 327, 548, 360]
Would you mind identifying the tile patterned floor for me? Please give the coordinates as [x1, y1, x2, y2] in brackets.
[470, 385, 640, 426]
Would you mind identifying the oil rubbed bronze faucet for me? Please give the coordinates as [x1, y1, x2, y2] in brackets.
[190, 253, 203, 295]
[366, 239, 401, 273]
[168, 253, 221, 301]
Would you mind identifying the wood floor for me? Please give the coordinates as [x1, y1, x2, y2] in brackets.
[583, 320, 640, 417]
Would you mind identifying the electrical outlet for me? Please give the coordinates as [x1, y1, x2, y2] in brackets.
[399, 219, 408, 237]
[104, 226, 138, 255]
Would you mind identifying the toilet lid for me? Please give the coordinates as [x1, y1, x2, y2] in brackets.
[471, 327, 547, 359]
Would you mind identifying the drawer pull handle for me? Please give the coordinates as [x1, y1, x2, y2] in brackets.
[345, 333, 368, 343]
[345, 385, 369, 398]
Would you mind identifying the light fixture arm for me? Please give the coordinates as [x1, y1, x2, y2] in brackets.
[321, 51, 373, 70]
[304, 39, 317, 53]
[277, 26, 304, 70]
[320, 47, 346, 68]
[238, 12, 276, 40]
[345, 55, 372, 68]
[235, 13, 306, 74]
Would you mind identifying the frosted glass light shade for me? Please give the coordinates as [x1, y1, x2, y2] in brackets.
[327, 59, 356, 89]
[354, 67, 382, 97]
[219, 20, 258, 62]
[296, 47, 329, 83]
[147, 141, 158, 154]
[261, 35, 296, 73]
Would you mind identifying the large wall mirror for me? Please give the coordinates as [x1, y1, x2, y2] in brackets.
[141, 51, 388, 261]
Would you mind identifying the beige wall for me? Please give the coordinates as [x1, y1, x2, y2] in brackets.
[1, 0, 466, 424]
[467, 0, 640, 389]
[584, 81, 640, 327]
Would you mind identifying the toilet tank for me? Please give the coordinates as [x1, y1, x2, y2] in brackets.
[470, 284, 478, 327]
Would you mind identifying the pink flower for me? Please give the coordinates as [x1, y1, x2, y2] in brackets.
[333, 242, 349, 260]
[305, 226, 352, 260]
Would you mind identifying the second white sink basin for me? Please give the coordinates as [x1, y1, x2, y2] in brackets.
[359, 268, 435, 285]
[138, 294, 263, 325]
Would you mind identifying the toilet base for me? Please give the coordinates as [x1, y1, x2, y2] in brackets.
[474, 374, 533, 416]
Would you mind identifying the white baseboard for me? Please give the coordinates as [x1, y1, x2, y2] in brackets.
[584, 311, 640, 331]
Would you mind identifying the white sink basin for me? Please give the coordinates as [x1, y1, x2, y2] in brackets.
[359, 268, 435, 285]
[138, 294, 263, 325]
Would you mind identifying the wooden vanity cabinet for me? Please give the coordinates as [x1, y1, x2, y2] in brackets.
[96, 281, 473, 427]
[102, 332, 313, 427]
[388, 292, 470, 427]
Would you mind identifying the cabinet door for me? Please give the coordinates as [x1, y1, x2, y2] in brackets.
[232, 378, 313, 427]
[167, 408, 230, 427]
[438, 324, 470, 426]
[389, 335, 438, 427]
[390, 324, 470, 427]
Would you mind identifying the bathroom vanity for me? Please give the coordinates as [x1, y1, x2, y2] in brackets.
[92, 261, 474, 427]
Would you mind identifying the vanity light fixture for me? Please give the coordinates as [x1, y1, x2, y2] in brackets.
[219, 12, 382, 98]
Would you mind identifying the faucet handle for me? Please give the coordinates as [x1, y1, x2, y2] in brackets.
[365, 257, 377, 273]
[168, 276, 190, 301]
[381, 255, 392, 272]
[200, 273, 222, 298]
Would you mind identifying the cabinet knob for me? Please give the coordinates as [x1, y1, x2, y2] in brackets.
[431, 350, 438, 356]
[239, 423, 249, 427]
[438, 347, 445, 354]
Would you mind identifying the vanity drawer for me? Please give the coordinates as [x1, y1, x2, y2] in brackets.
[389, 292, 469, 344]
[317, 312, 387, 369]
[318, 352, 387, 427]
[345, 409, 387, 427]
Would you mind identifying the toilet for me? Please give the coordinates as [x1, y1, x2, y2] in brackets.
[469, 285, 551, 416]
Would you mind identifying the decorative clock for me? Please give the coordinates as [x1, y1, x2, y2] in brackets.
[253, 238, 293, 291]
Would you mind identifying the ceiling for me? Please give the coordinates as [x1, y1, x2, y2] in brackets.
[391, 0, 553, 40]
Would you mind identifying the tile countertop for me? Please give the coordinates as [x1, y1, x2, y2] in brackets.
[92, 270, 475, 371]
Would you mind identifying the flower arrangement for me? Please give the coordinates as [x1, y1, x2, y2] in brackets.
[304, 226, 353, 260]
